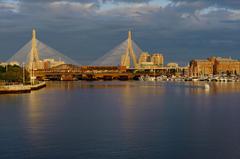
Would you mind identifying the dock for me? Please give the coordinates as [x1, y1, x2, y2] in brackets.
[0, 82, 46, 94]
[30, 82, 46, 90]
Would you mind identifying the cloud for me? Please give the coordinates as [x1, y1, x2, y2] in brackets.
[0, 0, 19, 13]
[170, 0, 240, 10]
[97, 3, 161, 17]
[49, 1, 99, 14]
[0, 0, 240, 64]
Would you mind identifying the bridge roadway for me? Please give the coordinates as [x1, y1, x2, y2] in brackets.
[34, 69, 170, 80]
[34, 69, 136, 80]
[33, 65, 186, 80]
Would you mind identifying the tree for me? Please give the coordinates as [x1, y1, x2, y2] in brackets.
[0, 65, 30, 83]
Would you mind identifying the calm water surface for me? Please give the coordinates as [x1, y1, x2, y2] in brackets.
[0, 81, 240, 159]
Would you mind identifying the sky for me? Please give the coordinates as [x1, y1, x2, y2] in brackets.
[0, 0, 240, 65]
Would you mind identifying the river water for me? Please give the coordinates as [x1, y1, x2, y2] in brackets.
[0, 81, 240, 159]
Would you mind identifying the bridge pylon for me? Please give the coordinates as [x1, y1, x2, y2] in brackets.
[27, 29, 41, 84]
[120, 30, 138, 68]
[27, 29, 40, 71]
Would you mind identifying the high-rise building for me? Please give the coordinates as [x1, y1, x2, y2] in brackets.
[139, 52, 150, 64]
[151, 53, 164, 66]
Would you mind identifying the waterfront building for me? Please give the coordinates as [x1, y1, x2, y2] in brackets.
[138, 53, 164, 69]
[139, 61, 155, 69]
[211, 57, 240, 75]
[189, 56, 240, 76]
[189, 59, 214, 76]
[139, 52, 151, 64]
[166, 62, 189, 76]
[30, 59, 65, 70]
[167, 62, 179, 68]
[151, 53, 164, 66]
[43, 59, 65, 69]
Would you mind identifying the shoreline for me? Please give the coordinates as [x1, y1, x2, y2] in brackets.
[0, 82, 46, 94]
[1, 80, 239, 95]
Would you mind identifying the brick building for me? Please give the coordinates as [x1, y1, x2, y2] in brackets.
[189, 59, 214, 76]
[212, 57, 240, 75]
[189, 57, 240, 76]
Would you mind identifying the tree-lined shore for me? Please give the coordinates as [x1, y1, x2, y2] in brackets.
[0, 65, 29, 84]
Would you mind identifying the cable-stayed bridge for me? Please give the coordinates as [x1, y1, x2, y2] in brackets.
[8, 29, 141, 69]
[92, 31, 142, 68]
[8, 29, 79, 68]
[6, 29, 184, 81]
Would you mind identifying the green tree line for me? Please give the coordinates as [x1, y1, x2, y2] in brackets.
[0, 65, 30, 83]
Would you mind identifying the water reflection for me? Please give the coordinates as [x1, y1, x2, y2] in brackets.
[0, 81, 240, 159]
[116, 82, 167, 149]
[43, 81, 240, 95]
[24, 90, 50, 146]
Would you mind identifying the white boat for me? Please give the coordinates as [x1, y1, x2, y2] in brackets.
[139, 75, 145, 81]
[192, 77, 199, 82]
[219, 77, 227, 82]
[139, 75, 156, 81]
[156, 75, 167, 81]
[204, 83, 210, 90]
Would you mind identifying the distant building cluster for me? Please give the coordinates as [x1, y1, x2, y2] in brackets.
[138, 52, 164, 69]
[190, 57, 240, 76]
[120, 52, 164, 69]
[0, 61, 20, 67]
[0, 59, 64, 70]
[30, 58, 65, 70]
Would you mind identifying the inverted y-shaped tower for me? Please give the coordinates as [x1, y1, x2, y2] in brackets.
[27, 29, 40, 70]
[121, 30, 138, 68]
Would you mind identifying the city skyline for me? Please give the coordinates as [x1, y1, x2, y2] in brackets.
[1, 0, 240, 65]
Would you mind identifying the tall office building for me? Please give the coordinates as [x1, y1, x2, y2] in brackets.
[151, 53, 164, 66]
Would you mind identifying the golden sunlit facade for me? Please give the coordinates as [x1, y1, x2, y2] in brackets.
[138, 52, 150, 64]
[151, 53, 164, 66]
[138, 53, 165, 69]
[190, 57, 240, 76]
[212, 57, 240, 75]
[189, 59, 214, 76]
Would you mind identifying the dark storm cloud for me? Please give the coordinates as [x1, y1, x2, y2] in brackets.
[0, 0, 240, 64]
[17, 0, 151, 3]
[170, 0, 240, 9]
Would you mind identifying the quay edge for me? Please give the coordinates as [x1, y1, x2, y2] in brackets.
[0, 82, 46, 94]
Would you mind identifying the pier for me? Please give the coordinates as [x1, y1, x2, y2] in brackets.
[0, 82, 46, 94]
